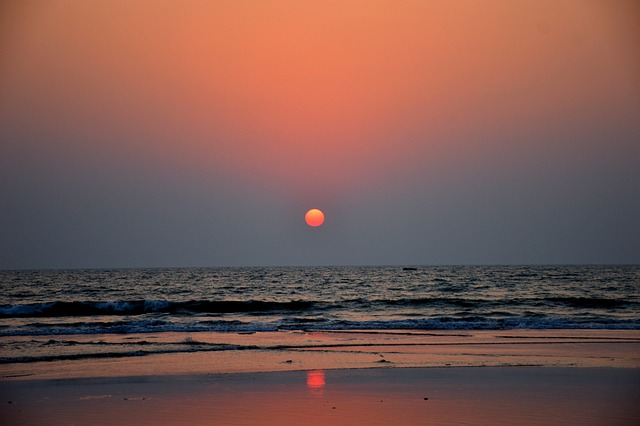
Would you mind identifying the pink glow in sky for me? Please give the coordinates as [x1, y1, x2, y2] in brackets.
[1, 1, 638, 268]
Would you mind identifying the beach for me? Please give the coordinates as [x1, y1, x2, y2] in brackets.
[2, 266, 638, 424]
[2, 329, 639, 425]
[2, 0, 639, 422]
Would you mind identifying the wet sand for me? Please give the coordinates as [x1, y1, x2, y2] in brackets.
[1, 330, 640, 425]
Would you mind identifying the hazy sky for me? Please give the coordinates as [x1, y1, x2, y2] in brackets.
[1, 0, 639, 269]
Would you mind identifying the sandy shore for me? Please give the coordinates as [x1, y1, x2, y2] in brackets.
[2, 367, 639, 425]
[2, 330, 639, 425]
[2, 329, 639, 380]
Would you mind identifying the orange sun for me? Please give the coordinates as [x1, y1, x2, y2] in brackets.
[305, 209, 325, 227]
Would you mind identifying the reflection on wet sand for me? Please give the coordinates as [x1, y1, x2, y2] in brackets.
[306, 370, 325, 395]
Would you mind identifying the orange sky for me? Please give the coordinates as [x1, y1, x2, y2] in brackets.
[3, 0, 637, 192]
[1, 0, 639, 267]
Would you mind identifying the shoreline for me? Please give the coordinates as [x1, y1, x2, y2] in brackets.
[2, 367, 639, 425]
[2, 329, 639, 381]
[2, 329, 639, 425]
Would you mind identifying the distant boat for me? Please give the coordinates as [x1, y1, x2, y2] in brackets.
[402, 267, 417, 271]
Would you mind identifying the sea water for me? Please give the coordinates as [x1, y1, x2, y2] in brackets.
[1, 264, 638, 364]
[2, 265, 638, 339]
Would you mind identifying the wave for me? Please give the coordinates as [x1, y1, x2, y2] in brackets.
[381, 297, 488, 308]
[0, 300, 317, 318]
[1, 315, 638, 338]
[1, 295, 635, 320]
[0, 297, 517, 318]
[546, 297, 630, 309]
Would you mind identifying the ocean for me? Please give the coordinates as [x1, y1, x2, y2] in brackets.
[1, 265, 639, 364]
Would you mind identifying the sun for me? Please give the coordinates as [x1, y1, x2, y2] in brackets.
[305, 209, 325, 227]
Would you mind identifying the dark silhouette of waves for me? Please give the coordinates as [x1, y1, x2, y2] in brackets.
[1, 295, 634, 319]
[0, 299, 317, 318]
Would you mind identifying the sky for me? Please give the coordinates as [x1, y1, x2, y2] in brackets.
[1, 0, 639, 269]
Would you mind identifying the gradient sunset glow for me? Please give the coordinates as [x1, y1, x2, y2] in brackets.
[1, 0, 638, 268]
